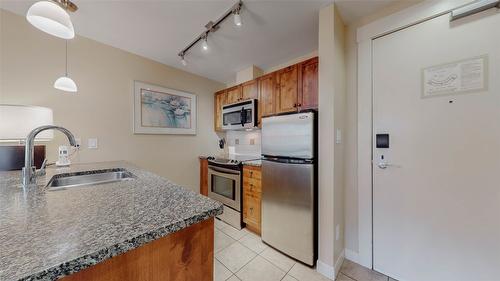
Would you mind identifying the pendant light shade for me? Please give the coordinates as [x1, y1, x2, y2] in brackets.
[54, 76, 77, 92]
[26, 1, 75, 39]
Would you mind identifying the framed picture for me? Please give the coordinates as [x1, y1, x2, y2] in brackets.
[133, 81, 197, 135]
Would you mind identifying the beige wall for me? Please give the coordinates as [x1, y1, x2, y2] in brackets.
[0, 9, 225, 191]
[263, 50, 318, 74]
[333, 5, 347, 267]
[318, 3, 335, 271]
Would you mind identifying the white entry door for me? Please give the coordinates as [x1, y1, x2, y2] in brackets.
[373, 8, 500, 281]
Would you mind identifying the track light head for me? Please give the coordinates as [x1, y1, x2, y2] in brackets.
[201, 36, 209, 51]
[234, 12, 242, 26]
[233, 6, 242, 26]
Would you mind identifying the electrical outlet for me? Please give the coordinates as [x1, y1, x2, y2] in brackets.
[250, 138, 255, 145]
[336, 224, 340, 241]
[75, 138, 82, 149]
[88, 138, 98, 149]
[235, 138, 240, 145]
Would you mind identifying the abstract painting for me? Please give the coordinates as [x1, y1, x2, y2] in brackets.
[133, 81, 197, 135]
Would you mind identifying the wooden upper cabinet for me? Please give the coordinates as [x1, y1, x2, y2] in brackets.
[298, 57, 319, 110]
[214, 90, 226, 131]
[258, 73, 276, 118]
[276, 65, 299, 114]
[241, 80, 258, 101]
[226, 86, 242, 104]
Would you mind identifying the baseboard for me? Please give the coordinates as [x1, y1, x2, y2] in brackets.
[344, 248, 360, 264]
[316, 260, 335, 280]
[334, 249, 345, 278]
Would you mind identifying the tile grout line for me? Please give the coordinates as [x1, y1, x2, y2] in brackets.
[278, 259, 297, 281]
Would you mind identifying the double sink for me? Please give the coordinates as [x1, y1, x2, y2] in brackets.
[46, 168, 136, 191]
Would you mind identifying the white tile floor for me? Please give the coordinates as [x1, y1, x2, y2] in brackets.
[214, 219, 332, 281]
[214, 219, 393, 281]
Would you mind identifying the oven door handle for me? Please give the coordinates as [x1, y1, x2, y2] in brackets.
[208, 166, 241, 175]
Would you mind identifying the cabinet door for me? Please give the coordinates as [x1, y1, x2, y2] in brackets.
[258, 73, 276, 118]
[226, 86, 242, 104]
[242, 166, 262, 234]
[276, 65, 299, 114]
[243, 192, 261, 229]
[241, 80, 258, 101]
[298, 57, 318, 110]
[214, 90, 226, 131]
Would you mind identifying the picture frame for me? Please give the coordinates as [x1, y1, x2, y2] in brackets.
[133, 81, 197, 135]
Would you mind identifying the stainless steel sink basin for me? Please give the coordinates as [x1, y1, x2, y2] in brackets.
[46, 168, 136, 190]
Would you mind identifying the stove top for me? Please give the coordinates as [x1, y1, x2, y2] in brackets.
[207, 155, 261, 167]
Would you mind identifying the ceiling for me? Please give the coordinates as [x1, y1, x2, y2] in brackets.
[1, 0, 408, 83]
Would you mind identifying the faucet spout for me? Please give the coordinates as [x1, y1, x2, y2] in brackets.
[22, 125, 76, 187]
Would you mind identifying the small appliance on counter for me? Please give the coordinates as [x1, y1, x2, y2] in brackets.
[222, 99, 258, 130]
[56, 145, 71, 167]
[206, 154, 261, 229]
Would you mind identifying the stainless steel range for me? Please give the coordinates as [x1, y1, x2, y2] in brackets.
[207, 155, 259, 229]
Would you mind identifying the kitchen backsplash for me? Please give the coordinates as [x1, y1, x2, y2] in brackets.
[225, 130, 261, 157]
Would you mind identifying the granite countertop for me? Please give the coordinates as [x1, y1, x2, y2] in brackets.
[242, 160, 262, 167]
[0, 161, 223, 281]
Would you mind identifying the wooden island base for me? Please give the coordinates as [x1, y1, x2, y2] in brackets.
[61, 218, 214, 281]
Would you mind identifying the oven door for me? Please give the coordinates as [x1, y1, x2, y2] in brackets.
[208, 165, 241, 211]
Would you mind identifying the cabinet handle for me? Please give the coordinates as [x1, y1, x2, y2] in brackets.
[298, 103, 302, 107]
[293, 103, 297, 107]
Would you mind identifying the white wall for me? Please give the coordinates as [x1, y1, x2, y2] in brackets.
[0, 9, 225, 191]
[318, 3, 336, 277]
[333, 5, 347, 270]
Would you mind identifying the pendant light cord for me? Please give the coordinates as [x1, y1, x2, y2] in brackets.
[65, 40, 68, 76]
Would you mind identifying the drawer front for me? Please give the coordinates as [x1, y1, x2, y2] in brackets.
[243, 166, 262, 180]
[243, 178, 261, 194]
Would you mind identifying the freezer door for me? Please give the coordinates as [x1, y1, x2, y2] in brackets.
[261, 112, 314, 159]
[261, 159, 316, 265]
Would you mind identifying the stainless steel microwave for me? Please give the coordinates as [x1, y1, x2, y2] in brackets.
[222, 99, 258, 130]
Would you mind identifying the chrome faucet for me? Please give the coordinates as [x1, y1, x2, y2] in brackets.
[22, 125, 76, 187]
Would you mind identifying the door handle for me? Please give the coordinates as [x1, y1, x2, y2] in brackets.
[377, 162, 399, 169]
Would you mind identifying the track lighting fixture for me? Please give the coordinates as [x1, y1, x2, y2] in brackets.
[178, 0, 243, 63]
[201, 36, 209, 51]
[233, 7, 242, 26]
[180, 54, 187, 66]
[26, 0, 78, 39]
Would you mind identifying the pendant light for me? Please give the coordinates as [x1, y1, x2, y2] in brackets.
[26, 0, 78, 39]
[54, 40, 77, 93]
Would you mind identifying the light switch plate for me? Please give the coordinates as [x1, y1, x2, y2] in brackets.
[336, 129, 342, 144]
[88, 138, 98, 149]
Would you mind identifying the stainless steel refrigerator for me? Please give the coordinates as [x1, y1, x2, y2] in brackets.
[261, 112, 316, 266]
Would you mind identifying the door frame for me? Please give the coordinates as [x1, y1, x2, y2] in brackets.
[354, 0, 473, 269]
